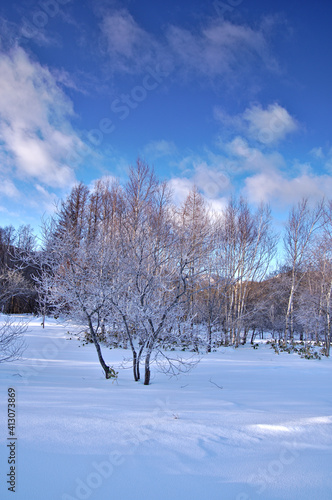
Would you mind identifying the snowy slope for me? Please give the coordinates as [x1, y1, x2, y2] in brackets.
[0, 315, 332, 500]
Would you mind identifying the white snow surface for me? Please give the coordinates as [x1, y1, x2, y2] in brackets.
[1, 315, 332, 500]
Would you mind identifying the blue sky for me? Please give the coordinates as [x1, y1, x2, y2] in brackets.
[0, 0, 332, 233]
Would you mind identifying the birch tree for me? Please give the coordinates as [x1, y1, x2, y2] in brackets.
[283, 198, 324, 345]
[212, 198, 276, 346]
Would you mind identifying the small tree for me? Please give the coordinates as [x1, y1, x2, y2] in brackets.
[0, 315, 27, 363]
[111, 162, 207, 384]
[36, 182, 120, 379]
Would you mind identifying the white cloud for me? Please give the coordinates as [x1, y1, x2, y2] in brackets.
[102, 11, 147, 59]
[0, 179, 20, 199]
[88, 175, 118, 194]
[243, 103, 298, 144]
[168, 177, 193, 205]
[226, 136, 253, 159]
[0, 46, 81, 189]
[100, 10, 171, 75]
[310, 146, 332, 172]
[169, 156, 231, 211]
[326, 151, 332, 172]
[34, 184, 59, 214]
[223, 136, 286, 175]
[166, 20, 273, 79]
[243, 171, 332, 206]
[217, 130, 331, 211]
[100, 11, 276, 82]
[169, 173, 229, 215]
[310, 146, 324, 159]
[213, 107, 244, 132]
[4, 128, 75, 186]
[143, 139, 177, 159]
[193, 161, 230, 199]
[207, 197, 228, 214]
[216, 103, 298, 146]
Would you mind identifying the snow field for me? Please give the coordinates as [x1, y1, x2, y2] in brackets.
[0, 315, 331, 500]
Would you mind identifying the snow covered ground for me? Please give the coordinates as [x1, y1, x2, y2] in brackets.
[1, 315, 332, 500]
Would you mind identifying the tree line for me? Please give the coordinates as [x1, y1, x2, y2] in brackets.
[0, 224, 37, 314]
[1, 160, 331, 380]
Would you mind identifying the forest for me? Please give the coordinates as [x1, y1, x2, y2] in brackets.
[1, 160, 331, 384]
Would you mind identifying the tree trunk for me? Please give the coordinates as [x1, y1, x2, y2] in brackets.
[132, 351, 139, 381]
[121, 314, 140, 381]
[325, 283, 332, 356]
[284, 283, 295, 345]
[206, 319, 212, 353]
[325, 329, 331, 357]
[87, 315, 112, 379]
[144, 350, 152, 385]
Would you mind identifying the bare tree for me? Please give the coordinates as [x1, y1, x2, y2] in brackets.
[0, 315, 27, 363]
[283, 198, 324, 345]
[296, 208, 332, 356]
[111, 162, 207, 384]
[0, 269, 33, 313]
[0, 225, 37, 314]
[206, 198, 276, 347]
[177, 187, 211, 333]
[36, 182, 119, 379]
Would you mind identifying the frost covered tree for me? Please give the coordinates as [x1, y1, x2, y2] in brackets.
[110, 161, 204, 384]
[195, 223, 223, 353]
[283, 198, 324, 345]
[204, 198, 276, 346]
[0, 315, 27, 363]
[36, 180, 120, 379]
[177, 187, 211, 330]
[0, 225, 37, 313]
[295, 206, 332, 355]
[33, 162, 332, 381]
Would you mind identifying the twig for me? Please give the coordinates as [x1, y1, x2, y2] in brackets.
[209, 377, 223, 389]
